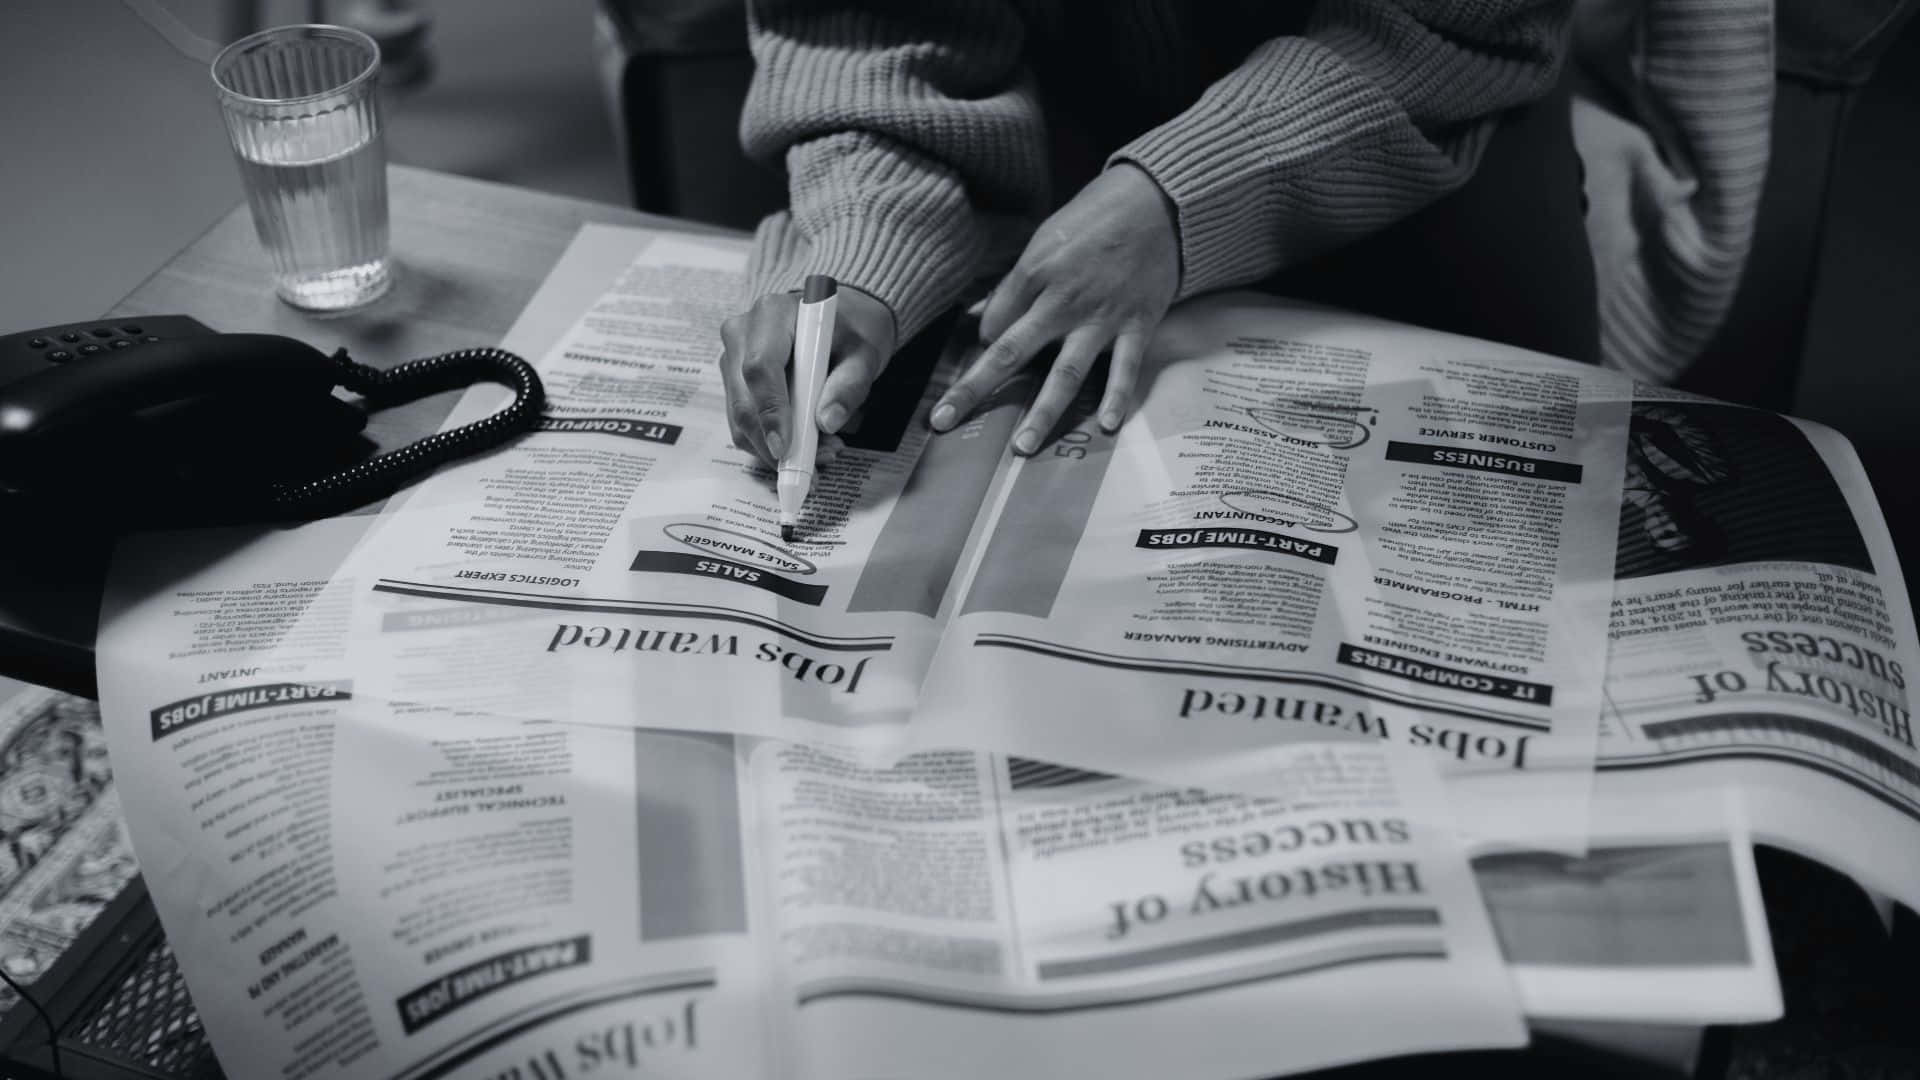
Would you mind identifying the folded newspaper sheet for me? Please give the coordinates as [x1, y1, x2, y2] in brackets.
[91, 224, 1919, 1076]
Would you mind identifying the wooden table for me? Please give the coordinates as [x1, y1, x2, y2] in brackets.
[0, 165, 736, 698]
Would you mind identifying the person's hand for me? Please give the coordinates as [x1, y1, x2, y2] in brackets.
[929, 162, 1179, 453]
[719, 284, 898, 469]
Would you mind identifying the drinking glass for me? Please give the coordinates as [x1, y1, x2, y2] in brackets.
[211, 25, 392, 311]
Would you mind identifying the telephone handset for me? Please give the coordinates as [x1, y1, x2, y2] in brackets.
[0, 316, 543, 525]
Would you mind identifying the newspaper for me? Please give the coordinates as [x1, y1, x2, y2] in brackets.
[1446, 381, 1920, 1025]
[87, 223, 1920, 1076]
[746, 743, 1526, 1079]
[220, 225, 1632, 849]
[95, 531, 1526, 1077]
[1591, 388, 1920, 910]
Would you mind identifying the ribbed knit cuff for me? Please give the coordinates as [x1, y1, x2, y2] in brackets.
[1111, 129, 1281, 303]
[745, 198, 983, 348]
[1111, 37, 1381, 302]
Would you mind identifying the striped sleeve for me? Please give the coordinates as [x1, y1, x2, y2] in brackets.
[1577, 0, 1774, 383]
[739, 2, 1049, 345]
[1111, 0, 1574, 301]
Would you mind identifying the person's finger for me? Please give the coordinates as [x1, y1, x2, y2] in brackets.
[978, 262, 1039, 344]
[719, 314, 761, 457]
[816, 433, 847, 469]
[1097, 325, 1150, 433]
[816, 332, 886, 436]
[932, 298, 1066, 432]
[739, 295, 798, 465]
[1012, 325, 1108, 455]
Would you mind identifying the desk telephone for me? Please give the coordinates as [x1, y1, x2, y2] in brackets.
[0, 315, 543, 525]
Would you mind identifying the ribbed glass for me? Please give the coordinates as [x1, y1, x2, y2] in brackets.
[212, 25, 391, 311]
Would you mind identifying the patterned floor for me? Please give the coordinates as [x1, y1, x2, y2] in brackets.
[0, 678, 141, 1019]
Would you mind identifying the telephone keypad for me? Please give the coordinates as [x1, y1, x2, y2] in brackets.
[1, 314, 218, 386]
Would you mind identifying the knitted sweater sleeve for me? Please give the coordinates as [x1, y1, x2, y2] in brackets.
[739, 2, 1048, 345]
[1112, 0, 1575, 301]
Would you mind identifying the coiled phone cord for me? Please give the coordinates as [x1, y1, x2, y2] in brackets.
[266, 346, 545, 520]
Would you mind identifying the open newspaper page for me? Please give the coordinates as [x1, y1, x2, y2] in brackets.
[741, 740, 1525, 1079]
[304, 225, 1003, 750]
[97, 519, 772, 1080]
[1593, 389, 1920, 909]
[913, 294, 1633, 848]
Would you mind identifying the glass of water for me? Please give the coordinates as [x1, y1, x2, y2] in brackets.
[211, 25, 392, 311]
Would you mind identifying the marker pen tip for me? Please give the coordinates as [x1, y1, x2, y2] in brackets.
[782, 525, 796, 542]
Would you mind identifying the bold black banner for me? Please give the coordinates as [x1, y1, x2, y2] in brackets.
[149, 680, 352, 742]
[1136, 527, 1337, 565]
[396, 936, 592, 1035]
[1384, 441, 1583, 483]
[630, 550, 827, 605]
[536, 415, 682, 445]
[1337, 643, 1553, 705]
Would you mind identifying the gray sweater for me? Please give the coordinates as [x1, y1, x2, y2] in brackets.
[1573, 0, 1773, 382]
[739, 0, 1575, 346]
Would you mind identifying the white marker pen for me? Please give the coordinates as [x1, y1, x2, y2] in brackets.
[779, 275, 837, 541]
